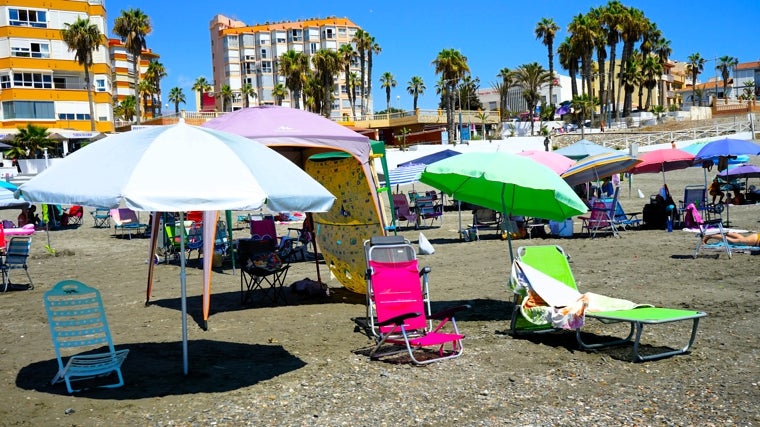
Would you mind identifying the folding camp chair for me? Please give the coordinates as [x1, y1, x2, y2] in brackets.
[415, 194, 443, 227]
[509, 245, 707, 362]
[364, 235, 469, 364]
[66, 205, 84, 226]
[612, 200, 641, 229]
[0, 236, 33, 292]
[110, 208, 147, 239]
[43, 280, 129, 393]
[684, 203, 732, 259]
[238, 238, 290, 305]
[391, 193, 418, 229]
[91, 208, 111, 228]
[579, 199, 618, 238]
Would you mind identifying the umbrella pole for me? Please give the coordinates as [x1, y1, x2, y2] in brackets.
[179, 212, 189, 375]
[457, 200, 462, 239]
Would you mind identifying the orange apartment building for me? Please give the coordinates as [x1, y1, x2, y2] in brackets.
[108, 38, 159, 120]
[0, 0, 113, 136]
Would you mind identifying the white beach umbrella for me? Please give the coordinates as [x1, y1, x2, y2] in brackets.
[17, 120, 335, 374]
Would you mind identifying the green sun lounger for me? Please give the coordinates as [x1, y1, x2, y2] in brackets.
[509, 245, 707, 362]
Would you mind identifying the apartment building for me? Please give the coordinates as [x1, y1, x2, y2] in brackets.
[0, 0, 113, 134]
[209, 14, 368, 119]
[109, 38, 159, 119]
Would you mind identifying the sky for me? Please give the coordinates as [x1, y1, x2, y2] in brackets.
[106, 0, 760, 112]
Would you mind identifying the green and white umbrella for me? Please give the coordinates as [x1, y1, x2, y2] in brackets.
[419, 152, 587, 260]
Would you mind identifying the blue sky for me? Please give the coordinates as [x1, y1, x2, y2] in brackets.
[107, 0, 760, 111]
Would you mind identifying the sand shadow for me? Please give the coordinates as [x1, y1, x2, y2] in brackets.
[17, 339, 305, 398]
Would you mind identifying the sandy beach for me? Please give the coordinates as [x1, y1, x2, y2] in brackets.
[0, 160, 758, 426]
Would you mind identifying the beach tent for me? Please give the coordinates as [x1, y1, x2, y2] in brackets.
[203, 106, 385, 294]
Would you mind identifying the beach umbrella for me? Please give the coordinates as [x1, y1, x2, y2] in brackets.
[386, 164, 427, 186]
[419, 152, 587, 260]
[553, 138, 615, 160]
[718, 164, 760, 179]
[17, 120, 336, 375]
[561, 151, 642, 188]
[693, 138, 760, 163]
[516, 150, 575, 174]
[629, 148, 695, 184]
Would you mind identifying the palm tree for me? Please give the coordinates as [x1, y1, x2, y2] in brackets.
[191, 76, 212, 109]
[114, 96, 136, 121]
[557, 39, 580, 97]
[637, 22, 660, 111]
[8, 124, 57, 159]
[618, 6, 648, 116]
[146, 60, 166, 116]
[406, 76, 425, 111]
[279, 50, 308, 109]
[61, 17, 102, 132]
[241, 82, 256, 108]
[687, 53, 706, 106]
[567, 13, 597, 98]
[379, 72, 397, 112]
[432, 48, 469, 143]
[217, 84, 233, 112]
[512, 62, 553, 136]
[640, 54, 663, 110]
[717, 55, 739, 103]
[338, 44, 358, 113]
[366, 36, 381, 116]
[495, 67, 513, 121]
[113, 8, 151, 125]
[571, 93, 598, 139]
[347, 72, 360, 120]
[535, 17, 560, 107]
[600, 0, 625, 120]
[589, 6, 608, 122]
[167, 87, 185, 113]
[652, 36, 672, 106]
[352, 29, 371, 116]
[137, 79, 153, 119]
[272, 83, 288, 106]
[620, 55, 641, 116]
[311, 49, 342, 117]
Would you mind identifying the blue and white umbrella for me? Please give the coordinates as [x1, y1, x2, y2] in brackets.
[561, 151, 642, 187]
[385, 164, 427, 186]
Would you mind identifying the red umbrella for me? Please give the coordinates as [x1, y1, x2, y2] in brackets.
[630, 148, 695, 184]
[516, 150, 575, 174]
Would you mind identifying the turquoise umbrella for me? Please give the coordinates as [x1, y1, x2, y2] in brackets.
[419, 152, 587, 260]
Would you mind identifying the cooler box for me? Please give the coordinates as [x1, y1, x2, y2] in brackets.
[549, 218, 574, 237]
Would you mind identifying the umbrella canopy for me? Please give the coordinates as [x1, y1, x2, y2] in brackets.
[0, 181, 28, 208]
[17, 120, 336, 375]
[694, 138, 760, 162]
[718, 164, 760, 179]
[386, 164, 426, 186]
[516, 150, 575, 174]
[397, 149, 461, 167]
[419, 152, 587, 260]
[561, 152, 642, 187]
[553, 139, 615, 160]
[630, 148, 695, 175]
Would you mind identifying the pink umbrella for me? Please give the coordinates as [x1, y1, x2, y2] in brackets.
[516, 150, 575, 174]
[629, 148, 695, 184]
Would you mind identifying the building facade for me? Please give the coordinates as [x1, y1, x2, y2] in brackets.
[209, 14, 369, 119]
[478, 73, 581, 117]
[0, 0, 114, 133]
[109, 38, 159, 120]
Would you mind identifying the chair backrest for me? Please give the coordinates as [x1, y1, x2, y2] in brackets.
[392, 194, 412, 213]
[589, 200, 611, 227]
[415, 195, 440, 218]
[0, 223, 5, 250]
[365, 236, 416, 264]
[110, 208, 139, 226]
[43, 280, 117, 363]
[5, 236, 30, 265]
[369, 258, 427, 333]
[238, 238, 280, 268]
[683, 203, 704, 228]
[68, 205, 83, 219]
[683, 186, 707, 208]
[516, 245, 578, 291]
[250, 217, 277, 240]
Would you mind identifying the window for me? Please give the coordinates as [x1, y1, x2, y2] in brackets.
[309, 43, 318, 54]
[95, 79, 106, 92]
[9, 8, 47, 28]
[276, 36, 286, 44]
[290, 29, 303, 42]
[3, 101, 55, 119]
[0, 75, 9, 89]
[13, 72, 52, 88]
[260, 48, 268, 59]
[261, 61, 272, 73]
[322, 28, 335, 39]
[11, 42, 50, 58]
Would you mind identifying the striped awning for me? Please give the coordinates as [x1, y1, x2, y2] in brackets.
[384, 164, 427, 186]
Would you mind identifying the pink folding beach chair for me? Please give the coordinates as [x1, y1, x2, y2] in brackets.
[366, 238, 469, 364]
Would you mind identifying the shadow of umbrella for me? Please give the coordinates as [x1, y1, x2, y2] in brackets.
[17, 340, 305, 398]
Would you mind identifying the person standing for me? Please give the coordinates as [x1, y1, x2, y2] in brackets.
[543, 135, 550, 152]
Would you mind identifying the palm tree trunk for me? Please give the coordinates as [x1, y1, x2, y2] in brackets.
[134, 55, 141, 125]
[84, 64, 96, 131]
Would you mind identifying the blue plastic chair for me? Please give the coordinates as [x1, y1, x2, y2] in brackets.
[43, 280, 129, 393]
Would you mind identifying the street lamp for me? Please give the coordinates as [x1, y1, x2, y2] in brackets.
[396, 95, 400, 112]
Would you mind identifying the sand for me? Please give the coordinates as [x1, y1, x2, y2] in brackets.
[0, 163, 758, 426]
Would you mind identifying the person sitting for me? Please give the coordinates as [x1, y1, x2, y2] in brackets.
[709, 177, 724, 204]
[601, 177, 614, 197]
[747, 185, 760, 202]
[729, 191, 745, 205]
[703, 231, 760, 246]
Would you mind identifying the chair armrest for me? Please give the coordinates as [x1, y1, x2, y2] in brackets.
[376, 312, 422, 327]
[419, 266, 431, 277]
[429, 304, 471, 320]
